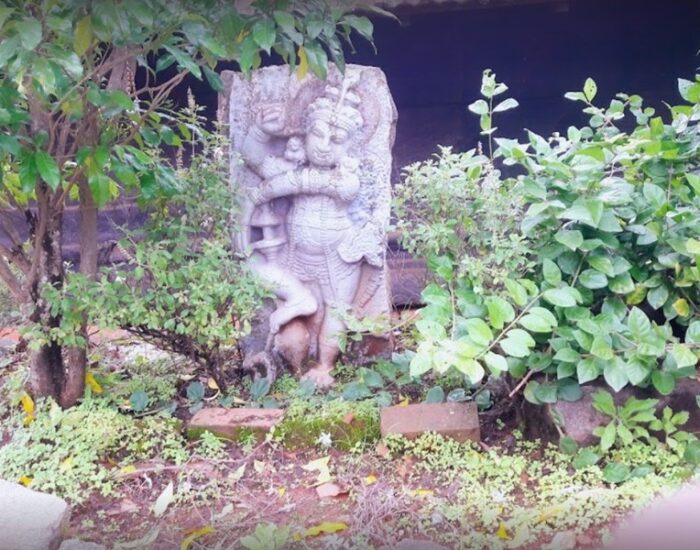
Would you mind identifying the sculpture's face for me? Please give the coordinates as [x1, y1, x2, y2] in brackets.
[305, 119, 351, 168]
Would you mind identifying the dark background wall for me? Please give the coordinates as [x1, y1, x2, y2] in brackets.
[194, 0, 700, 178]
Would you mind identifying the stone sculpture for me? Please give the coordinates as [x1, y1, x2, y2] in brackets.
[219, 64, 397, 387]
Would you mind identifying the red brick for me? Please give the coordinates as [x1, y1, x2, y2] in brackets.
[380, 402, 480, 443]
[187, 407, 284, 440]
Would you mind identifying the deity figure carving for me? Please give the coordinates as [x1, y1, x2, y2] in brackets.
[219, 65, 397, 387]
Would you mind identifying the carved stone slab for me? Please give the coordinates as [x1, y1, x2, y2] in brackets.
[219, 65, 397, 385]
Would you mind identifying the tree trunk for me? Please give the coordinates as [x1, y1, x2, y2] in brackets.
[26, 187, 86, 407]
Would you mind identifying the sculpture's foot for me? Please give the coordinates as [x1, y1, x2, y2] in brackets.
[269, 298, 318, 334]
[302, 365, 335, 389]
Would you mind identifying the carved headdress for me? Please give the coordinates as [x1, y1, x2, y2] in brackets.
[304, 73, 364, 133]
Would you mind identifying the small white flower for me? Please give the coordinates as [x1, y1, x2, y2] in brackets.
[316, 432, 332, 449]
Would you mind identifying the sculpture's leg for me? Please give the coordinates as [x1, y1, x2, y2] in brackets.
[302, 265, 362, 388]
[304, 284, 325, 358]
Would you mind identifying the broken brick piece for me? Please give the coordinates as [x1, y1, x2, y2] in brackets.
[187, 407, 284, 440]
[380, 402, 480, 443]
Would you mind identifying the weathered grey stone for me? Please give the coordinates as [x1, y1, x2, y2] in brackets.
[187, 407, 284, 440]
[58, 540, 105, 550]
[0, 479, 70, 550]
[221, 64, 397, 387]
[607, 482, 700, 550]
[380, 402, 480, 443]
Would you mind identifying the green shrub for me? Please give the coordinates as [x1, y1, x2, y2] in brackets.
[399, 70, 700, 403]
[48, 114, 268, 389]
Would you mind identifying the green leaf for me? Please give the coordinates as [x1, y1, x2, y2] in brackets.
[518, 313, 553, 333]
[627, 307, 651, 341]
[16, 17, 42, 50]
[534, 382, 558, 404]
[467, 99, 488, 116]
[577, 358, 600, 384]
[360, 368, 384, 389]
[573, 448, 600, 469]
[651, 371, 675, 395]
[646, 285, 669, 310]
[603, 463, 631, 484]
[604, 360, 628, 392]
[558, 199, 603, 228]
[483, 351, 508, 373]
[554, 347, 581, 363]
[252, 18, 276, 52]
[557, 378, 583, 402]
[493, 97, 519, 113]
[454, 357, 485, 383]
[579, 269, 608, 289]
[424, 386, 445, 404]
[599, 421, 617, 451]
[670, 344, 697, 368]
[592, 390, 616, 416]
[559, 436, 578, 455]
[342, 381, 371, 401]
[203, 66, 224, 92]
[34, 150, 60, 190]
[409, 350, 432, 377]
[187, 381, 205, 401]
[163, 46, 202, 79]
[504, 279, 528, 306]
[543, 287, 579, 308]
[583, 77, 598, 102]
[587, 256, 615, 277]
[686, 321, 700, 345]
[591, 336, 614, 360]
[485, 296, 515, 330]
[130, 390, 150, 412]
[343, 14, 374, 41]
[542, 258, 562, 286]
[74, 15, 92, 56]
[464, 318, 493, 346]
[684, 440, 700, 465]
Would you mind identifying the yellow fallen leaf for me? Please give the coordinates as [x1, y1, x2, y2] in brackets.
[120, 464, 137, 475]
[85, 372, 103, 394]
[23, 414, 35, 426]
[398, 396, 409, 407]
[296, 46, 309, 80]
[60, 456, 74, 471]
[304, 522, 348, 538]
[497, 522, 510, 540]
[537, 505, 563, 523]
[292, 533, 302, 542]
[364, 475, 377, 485]
[277, 487, 286, 497]
[20, 392, 34, 415]
[180, 526, 214, 550]
[674, 298, 690, 317]
[18, 475, 32, 486]
[302, 455, 332, 486]
[413, 489, 433, 497]
[207, 378, 219, 391]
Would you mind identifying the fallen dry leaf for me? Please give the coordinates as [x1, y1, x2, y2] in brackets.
[302, 456, 332, 486]
[316, 482, 343, 499]
[180, 526, 214, 550]
[304, 521, 348, 537]
[375, 441, 390, 459]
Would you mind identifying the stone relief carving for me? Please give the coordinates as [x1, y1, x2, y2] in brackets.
[220, 64, 397, 387]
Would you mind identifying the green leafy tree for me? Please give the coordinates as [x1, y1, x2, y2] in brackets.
[0, 0, 375, 406]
